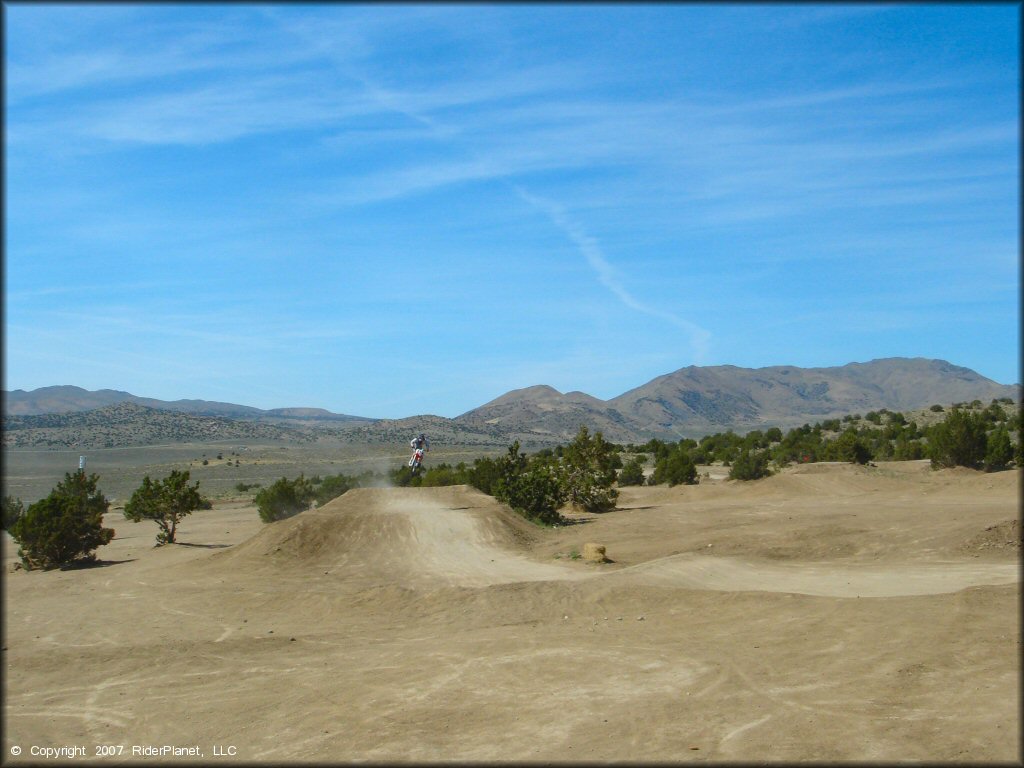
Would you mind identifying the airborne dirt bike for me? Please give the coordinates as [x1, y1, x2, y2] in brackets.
[408, 447, 425, 474]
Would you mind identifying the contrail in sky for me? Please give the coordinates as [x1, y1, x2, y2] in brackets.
[513, 186, 712, 363]
[265, 13, 714, 364]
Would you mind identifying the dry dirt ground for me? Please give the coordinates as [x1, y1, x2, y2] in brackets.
[3, 461, 1020, 763]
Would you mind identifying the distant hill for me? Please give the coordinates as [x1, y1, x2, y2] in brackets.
[456, 358, 1020, 441]
[454, 385, 639, 443]
[606, 358, 1021, 438]
[325, 414, 513, 448]
[2, 402, 311, 449]
[3, 385, 372, 423]
[4, 358, 1018, 448]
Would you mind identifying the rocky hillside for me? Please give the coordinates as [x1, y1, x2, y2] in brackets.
[323, 414, 514, 448]
[457, 358, 1020, 440]
[2, 402, 310, 449]
[3, 385, 371, 423]
[5, 358, 1018, 448]
[454, 385, 639, 443]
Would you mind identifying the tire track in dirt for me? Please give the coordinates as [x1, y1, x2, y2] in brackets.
[610, 553, 1018, 597]
[207, 486, 1018, 598]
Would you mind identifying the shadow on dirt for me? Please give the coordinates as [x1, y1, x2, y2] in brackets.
[176, 542, 231, 549]
[557, 517, 596, 527]
[56, 558, 137, 570]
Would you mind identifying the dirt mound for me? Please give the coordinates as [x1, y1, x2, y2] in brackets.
[959, 519, 1021, 554]
[201, 485, 580, 588]
[751, 462, 907, 497]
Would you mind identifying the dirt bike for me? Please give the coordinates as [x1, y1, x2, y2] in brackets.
[408, 447, 425, 474]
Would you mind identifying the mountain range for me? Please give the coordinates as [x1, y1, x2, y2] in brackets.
[2, 386, 373, 423]
[4, 358, 1019, 447]
[458, 358, 1020, 442]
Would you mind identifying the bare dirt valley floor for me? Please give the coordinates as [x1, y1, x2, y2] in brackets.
[3, 461, 1020, 763]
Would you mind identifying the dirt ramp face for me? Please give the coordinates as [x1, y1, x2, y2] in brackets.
[205, 485, 583, 588]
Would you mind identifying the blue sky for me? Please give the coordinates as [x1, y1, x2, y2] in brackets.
[4, 4, 1019, 418]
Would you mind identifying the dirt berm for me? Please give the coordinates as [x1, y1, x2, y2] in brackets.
[203, 486, 585, 589]
[202, 483, 1016, 598]
[3, 465, 1019, 762]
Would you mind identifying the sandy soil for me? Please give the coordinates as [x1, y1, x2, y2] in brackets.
[3, 460, 1020, 763]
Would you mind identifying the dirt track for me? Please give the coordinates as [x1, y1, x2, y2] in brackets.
[3, 461, 1020, 762]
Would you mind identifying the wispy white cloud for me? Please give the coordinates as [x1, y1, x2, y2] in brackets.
[5, 281, 189, 302]
[72, 77, 375, 145]
[5, 7, 327, 103]
[761, 4, 895, 31]
[5, 5, 1017, 409]
[513, 187, 712, 363]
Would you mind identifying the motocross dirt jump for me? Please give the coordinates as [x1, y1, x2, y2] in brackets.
[3, 462, 1020, 762]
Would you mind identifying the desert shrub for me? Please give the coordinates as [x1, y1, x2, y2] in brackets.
[419, 463, 470, 487]
[743, 430, 768, 450]
[1008, 411, 1022, 432]
[981, 403, 1006, 425]
[314, 473, 358, 504]
[868, 434, 893, 460]
[928, 408, 987, 469]
[234, 482, 261, 493]
[639, 439, 671, 461]
[255, 475, 315, 523]
[881, 421, 903, 441]
[10, 471, 114, 570]
[832, 429, 873, 465]
[699, 431, 743, 463]
[501, 462, 566, 525]
[984, 426, 1013, 472]
[650, 447, 698, 486]
[467, 456, 502, 495]
[560, 426, 618, 512]
[770, 424, 823, 466]
[3, 495, 24, 530]
[892, 435, 925, 461]
[124, 469, 208, 545]
[492, 442, 566, 525]
[930, 404, 944, 412]
[728, 449, 772, 481]
[617, 457, 645, 486]
[689, 446, 710, 464]
[389, 465, 419, 487]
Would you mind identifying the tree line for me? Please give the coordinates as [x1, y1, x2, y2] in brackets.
[3, 398, 1018, 569]
[245, 399, 1019, 524]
